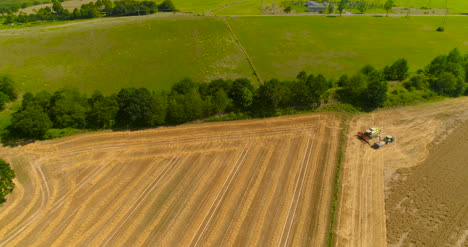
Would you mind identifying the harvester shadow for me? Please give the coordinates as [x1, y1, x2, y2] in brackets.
[355, 135, 372, 146]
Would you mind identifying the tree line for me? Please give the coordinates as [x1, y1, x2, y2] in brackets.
[0, 76, 18, 110]
[0, 159, 15, 204]
[3, 0, 177, 25]
[5, 48, 468, 140]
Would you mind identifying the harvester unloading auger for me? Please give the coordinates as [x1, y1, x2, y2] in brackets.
[357, 127, 395, 149]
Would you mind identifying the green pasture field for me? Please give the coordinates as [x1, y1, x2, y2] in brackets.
[213, 0, 264, 15]
[0, 14, 253, 94]
[158, 0, 237, 14]
[0, 14, 467, 95]
[227, 15, 468, 81]
[0, 0, 50, 8]
[372, 0, 468, 14]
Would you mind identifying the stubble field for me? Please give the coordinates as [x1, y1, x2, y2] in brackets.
[335, 97, 468, 246]
[0, 113, 341, 247]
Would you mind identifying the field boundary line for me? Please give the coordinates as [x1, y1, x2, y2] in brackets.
[222, 17, 264, 84]
[327, 115, 350, 247]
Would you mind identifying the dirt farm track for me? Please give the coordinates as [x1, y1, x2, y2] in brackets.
[0, 114, 341, 247]
[1, 98, 468, 246]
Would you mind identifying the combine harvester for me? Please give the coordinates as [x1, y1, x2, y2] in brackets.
[357, 127, 395, 149]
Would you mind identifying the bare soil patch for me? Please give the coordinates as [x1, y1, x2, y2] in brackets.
[386, 116, 468, 246]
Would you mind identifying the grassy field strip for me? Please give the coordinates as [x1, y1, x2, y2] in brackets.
[0, 14, 254, 93]
[213, 0, 264, 15]
[208, 0, 247, 13]
[228, 16, 468, 80]
[223, 17, 263, 83]
[0, 15, 467, 93]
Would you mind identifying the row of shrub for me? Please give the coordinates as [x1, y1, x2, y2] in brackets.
[5, 48, 468, 140]
[0, 159, 15, 204]
[0, 76, 18, 110]
[3, 0, 177, 24]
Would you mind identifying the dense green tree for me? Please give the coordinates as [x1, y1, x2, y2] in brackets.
[9, 106, 52, 139]
[384, 0, 393, 16]
[116, 88, 154, 128]
[101, 0, 113, 15]
[0, 76, 17, 101]
[72, 8, 81, 18]
[338, 0, 348, 15]
[296, 71, 307, 82]
[21, 92, 35, 109]
[172, 78, 197, 95]
[307, 74, 329, 105]
[49, 89, 88, 128]
[33, 91, 52, 111]
[365, 71, 388, 108]
[208, 79, 232, 95]
[80, 2, 100, 18]
[360, 64, 377, 76]
[211, 89, 229, 115]
[327, 3, 335, 14]
[447, 48, 464, 64]
[253, 79, 291, 117]
[430, 72, 465, 97]
[0, 159, 15, 204]
[52, 0, 64, 14]
[158, 0, 176, 12]
[357, 2, 367, 14]
[344, 73, 368, 95]
[87, 92, 119, 129]
[165, 95, 186, 124]
[404, 74, 430, 91]
[0, 92, 9, 111]
[383, 58, 409, 81]
[337, 74, 349, 87]
[229, 78, 254, 112]
[151, 92, 167, 126]
[425, 55, 448, 77]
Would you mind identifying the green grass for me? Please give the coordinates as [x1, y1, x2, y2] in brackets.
[376, 0, 468, 14]
[0, 0, 43, 8]
[0, 14, 254, 94]
[1, 15, 467, 95]
[0, 100, 21, 136]
[156, 0, 239, 14]
[213, 0, 264, 15]
[227, 16, 468, 81]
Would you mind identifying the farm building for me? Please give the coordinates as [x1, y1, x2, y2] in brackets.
[305, 1, 326, 12]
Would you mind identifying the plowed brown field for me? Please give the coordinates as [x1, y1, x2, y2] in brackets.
[335, 97, 468, 247]
[0, 114, 341, 247]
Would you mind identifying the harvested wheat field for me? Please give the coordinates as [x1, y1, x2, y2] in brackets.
[0, 113, 341, 247]
[335, 97, 468, 247]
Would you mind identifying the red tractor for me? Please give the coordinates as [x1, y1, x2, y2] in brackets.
[357, 128, 381, 144]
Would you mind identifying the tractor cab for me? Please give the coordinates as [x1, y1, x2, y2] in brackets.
[384, 135, 395, 144]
